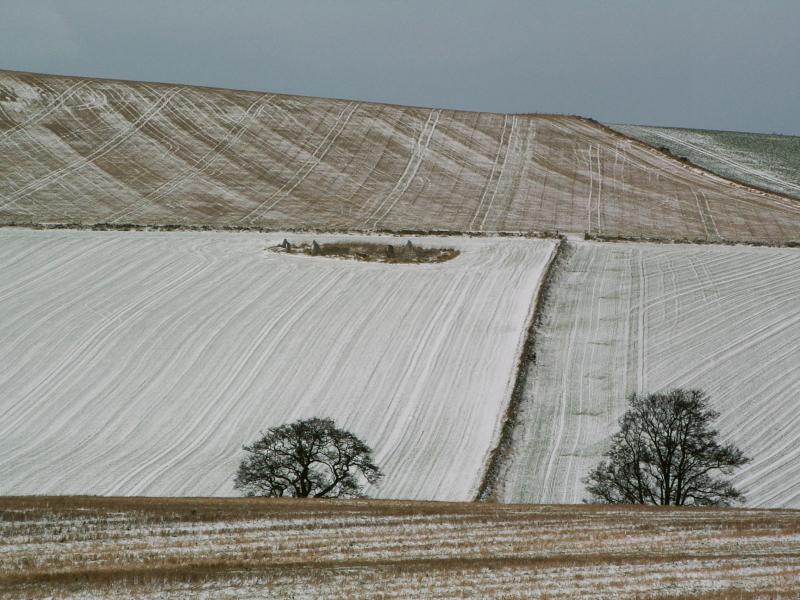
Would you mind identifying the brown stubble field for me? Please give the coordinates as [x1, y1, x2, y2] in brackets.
[2, 69, 799, 243]
[2, 496, 799, 598]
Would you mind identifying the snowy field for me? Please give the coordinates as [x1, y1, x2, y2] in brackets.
[612, 124, 800, 200]
[0, 229, 554, 500]
[2, 70, 800, 243]
[2, 496, 799, 599]
[500, 241, 800, 507]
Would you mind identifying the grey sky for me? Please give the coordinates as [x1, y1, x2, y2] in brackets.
[2, 1, 799, 134]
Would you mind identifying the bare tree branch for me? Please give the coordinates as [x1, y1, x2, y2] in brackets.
[584, 389, 749, 506]
[234, 417, 383, 498]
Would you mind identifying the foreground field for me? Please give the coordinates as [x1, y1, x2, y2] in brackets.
[499, 241, 800, 508]
[612, 124, 800, 200]
[2, 70, 800, 242]
[1, 496, 799, 599]
[0, 229, 554, 500]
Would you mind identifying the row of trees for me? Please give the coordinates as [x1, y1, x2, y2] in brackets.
[236, 389, 749, 506]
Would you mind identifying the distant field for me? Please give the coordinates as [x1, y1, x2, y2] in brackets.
[2, 70, 800, 243]
[498, 241, 800, 508]
[611, 124, 800, 200]
[2, 496, 799, 599]
[0, 229, 553, 500]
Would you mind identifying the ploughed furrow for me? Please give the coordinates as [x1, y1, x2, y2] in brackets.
[0, 229, 554, 500]
[107, 93, 277, 223]
[500, 241, 800, 508]
[363, 109, 441, 228]
[239, 102, 361, 223]
[1, 70, 799, 242]
[0, 88, 181, 212]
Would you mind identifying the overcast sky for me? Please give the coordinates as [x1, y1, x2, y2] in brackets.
[2, 1, 799, 134]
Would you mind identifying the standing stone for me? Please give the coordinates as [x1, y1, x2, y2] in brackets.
[281, 238, 291, 251]
[386, 244, 395, 259]
[311, 240, 321, 256]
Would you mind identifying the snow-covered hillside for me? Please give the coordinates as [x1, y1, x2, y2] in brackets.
[2, 70, 800, 243]
[0, 230, 554, 499]
[500, 242, 800, 507]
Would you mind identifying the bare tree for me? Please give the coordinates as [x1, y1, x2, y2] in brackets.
[584, 389, 749, 506]
[234, 417, 383, 498]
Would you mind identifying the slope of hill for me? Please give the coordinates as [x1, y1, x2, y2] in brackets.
[3, 497, 799, 599]
[2, 70, 800, 242]
[611, 124, 800, 200]
[498, 241, 800, 508]
[0, 229, 553, 500]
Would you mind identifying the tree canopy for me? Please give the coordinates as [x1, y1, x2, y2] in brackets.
[584, 389, 749, 506]
[234, 417, 383, 498]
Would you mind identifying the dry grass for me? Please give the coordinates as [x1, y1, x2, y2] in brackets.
[2, 497, 799, 598]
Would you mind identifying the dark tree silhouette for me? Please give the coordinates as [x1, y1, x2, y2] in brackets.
[584, 389, 749, 506]
[234, 417, 383, 498]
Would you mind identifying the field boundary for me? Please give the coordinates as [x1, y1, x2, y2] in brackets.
[475, 238, 570, 501]
[0, 221, 562, 240]
[3, 222, 798, 248]
[582, 231, 800, 248]
[587, 117, 800, 205]
[605, 122, 800, 202]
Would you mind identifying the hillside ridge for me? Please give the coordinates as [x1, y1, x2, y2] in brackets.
[2, 69, 799, 242]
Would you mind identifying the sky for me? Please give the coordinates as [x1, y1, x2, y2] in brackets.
[1, 1, 799, 135]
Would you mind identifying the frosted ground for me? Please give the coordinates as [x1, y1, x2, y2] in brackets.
[499, 241, 800, 508]
[0, 229, 554, 500]
[3, 497, 799, 599]
[2, 70, 800, 243]
[613, 124, 800, 200]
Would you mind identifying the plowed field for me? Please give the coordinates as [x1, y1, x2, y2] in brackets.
[2, 70, 799, 242]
